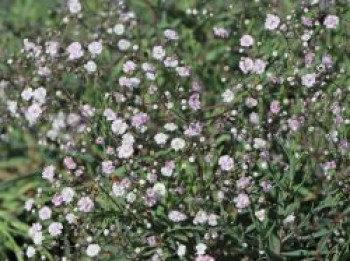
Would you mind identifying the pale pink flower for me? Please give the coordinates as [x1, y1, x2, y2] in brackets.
[239, 57, 254, 74]
[152, 46, 166, 60]
[117, 144, 134, 159]
[64, 156, 77, 170]
[118, 39, 131, 51]
[188, 93, 201, 111]
[42, 165, 55, 182]
[102, 161, 115, 175]
[270, 101, 281, 114]
[265, 14, 280, 30]
[61, 187, 74, 204]
[218, 155, 234, 171]
[77, 197, 94, 212]
[48, 222, 63, 236]
[323, 15, 339, 29]
[25, 103, 42, 124]
[253, 59, 267, 74]
[66, 213, 78, 224]
[240, 34, 254, 47]
[234, 193, 250, 209]
[67, 42, 83, 60]
[301, 73, 316, 87]
[123, 60, 137, 73]
[176, 66, 191, 77]
[213, 27, 229, 38]
[287, 119, 301, 132]
[88, 41, 103, 55]
[38, 206, 52, 220]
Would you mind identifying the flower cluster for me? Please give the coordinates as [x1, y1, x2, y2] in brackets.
[1, 0, 349, 260]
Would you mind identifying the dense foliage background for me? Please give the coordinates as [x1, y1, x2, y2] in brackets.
[0, 0, 349, 260]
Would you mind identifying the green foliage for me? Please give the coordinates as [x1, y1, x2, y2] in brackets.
[0, 0, 349, 260]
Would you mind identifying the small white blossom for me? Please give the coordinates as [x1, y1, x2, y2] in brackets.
[86, 244, 101, 257]
[222, 89, 234, 103]
[171, 138, 186, 151]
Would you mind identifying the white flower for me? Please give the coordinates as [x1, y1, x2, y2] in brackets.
[153, 183, 167, 196]
[164, 123, 178, 131]
[265, 14, 280, 30]
[26, 246, 36, 258]
[25, 103, 42, 124]
[222, 89, 234, 103]
[29, 223, 43, 245]
[218, 155, 234, 171]
[113, 24, 125, 35]
[21, 88, 33, 101]
[66, 213, 77, 224]
[61, 187, 74, 203]
[32, 87, 47, 104]
[111, 119, 128, 135]
[253, 138, 267, 149]
[177, 244, 186, 257]
[7, 100, 17, 114]
[84, 60, 97, 73]
[208, 214, 219, 226]
[193, 210, 208, 225]
[68, 0, 81, 14]
[45, 41, 59, 56]
[164, 56, 179, 67]
[283, 214, 295, 225]
[126, 192, 136, 203]
[164, 29, 179, 40]
[196, 243, 207, 255]
[152, 46, 166, 60]
[86, 244, 101, 257]
[245, 97, 258, 108]
[168, 210, 187, 222]
[118, 39, 131, 51]
[255, 209, 266, 222]
[117, 144, 134, 159]
[48, 222, 63, 236]
[37, 66, 51, 77]
[112, 183, 126, 197]
[38, 206, 52, 220]
[154, 133, 169, 145]
[122, 133, 135, 145]
[32, 232, 43, 245]
[176, 66, 191, 77]
[77, 197, 94, 212]
[171, 138, 186, 151]
[88, 41, 103, 55]
[301, 73, 316, 87]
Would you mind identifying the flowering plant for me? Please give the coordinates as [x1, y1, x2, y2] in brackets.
[1, 0, 349, 260]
